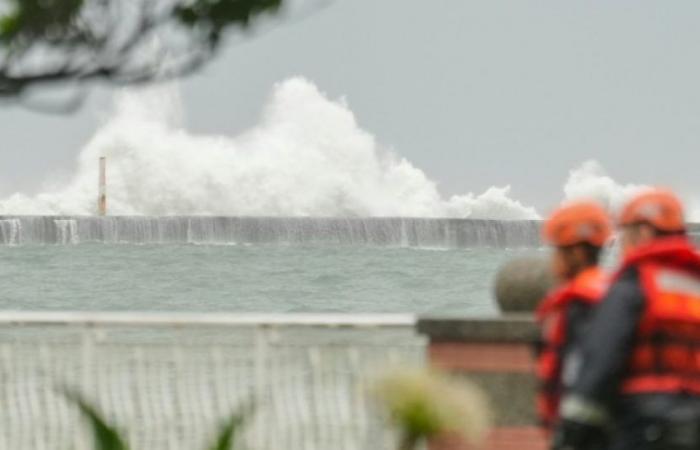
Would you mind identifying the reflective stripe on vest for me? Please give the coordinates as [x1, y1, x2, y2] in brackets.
[622, 250, 700, 395]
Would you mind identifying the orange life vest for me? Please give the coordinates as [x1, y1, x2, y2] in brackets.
[535, 267, 609, 428]
[619, 237, 700, 396]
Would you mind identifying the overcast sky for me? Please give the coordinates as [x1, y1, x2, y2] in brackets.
[1, 0, 699, 210]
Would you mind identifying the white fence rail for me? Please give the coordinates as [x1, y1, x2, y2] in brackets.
[0, 312, 424, 450]
[0, 311, 417, 327]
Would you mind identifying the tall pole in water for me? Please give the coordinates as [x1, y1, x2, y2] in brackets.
[98, 157, 107, 216]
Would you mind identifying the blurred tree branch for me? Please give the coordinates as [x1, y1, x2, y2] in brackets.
[0, 0, 292, 110]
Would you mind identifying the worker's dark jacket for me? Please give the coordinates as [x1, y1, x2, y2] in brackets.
[536, 267, 608, 429]
[565, 237, 700, 450]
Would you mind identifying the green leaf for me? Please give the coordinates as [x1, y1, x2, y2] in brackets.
[0, 0, 21, 42]
[62, 388, 130, 450]
[205, 409, 250, 450]
[0, 13, 19, 41]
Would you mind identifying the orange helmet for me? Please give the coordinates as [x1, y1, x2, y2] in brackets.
[618, 188, 686, 232]
[543, 201, 612, 247]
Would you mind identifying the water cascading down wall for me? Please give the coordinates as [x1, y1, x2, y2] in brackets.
[0, 217, 542, 247]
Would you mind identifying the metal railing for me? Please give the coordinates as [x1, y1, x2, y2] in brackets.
[0, 312, 423, 450]
[0, 311, 417, 327]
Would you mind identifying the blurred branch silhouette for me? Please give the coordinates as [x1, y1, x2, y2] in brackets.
[0, 0, 321, 111]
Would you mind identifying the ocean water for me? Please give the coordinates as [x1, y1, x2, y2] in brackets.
[0, 242, 537, 315]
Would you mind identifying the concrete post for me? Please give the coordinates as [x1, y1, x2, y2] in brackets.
[98, 157, 106, 216]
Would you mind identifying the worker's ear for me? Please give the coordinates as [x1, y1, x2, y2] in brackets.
[571, 245, 591, 269]
[638, 224, 658, 243]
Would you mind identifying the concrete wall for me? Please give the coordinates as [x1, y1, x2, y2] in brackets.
[417, 316, 547, 450]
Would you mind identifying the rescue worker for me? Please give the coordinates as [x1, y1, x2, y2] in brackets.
[555, 188, 700, 450]
[536, 201, 612, 432]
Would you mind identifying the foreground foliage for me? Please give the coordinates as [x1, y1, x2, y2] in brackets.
[374, 368, 492, 450]
[63, 367, 490, 450]
[64, 389, 249, 450]
[0, 0, 284, 102]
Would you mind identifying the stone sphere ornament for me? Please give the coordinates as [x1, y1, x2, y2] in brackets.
[493, 256, 554, 313]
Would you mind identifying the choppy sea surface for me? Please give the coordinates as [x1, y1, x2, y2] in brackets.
[0, 244, 538, 315]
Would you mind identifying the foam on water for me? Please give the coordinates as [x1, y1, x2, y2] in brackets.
[0, 76, 677, 239]
[562, 160, 646, 212]
[0, 78, 539, 219]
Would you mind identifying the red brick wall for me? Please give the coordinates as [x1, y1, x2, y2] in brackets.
[483, 427, 547, 450]
[430, 427, 547, 450]
[429, 342, 534, 373]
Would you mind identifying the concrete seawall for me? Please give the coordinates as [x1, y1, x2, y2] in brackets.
[0, 216, 542, 247]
